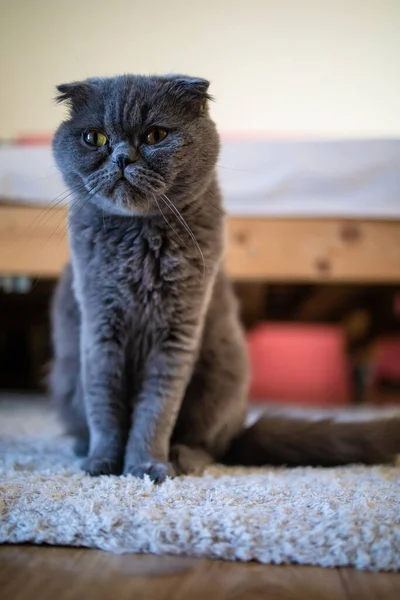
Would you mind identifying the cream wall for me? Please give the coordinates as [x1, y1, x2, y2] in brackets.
[1, 0, 399, 139]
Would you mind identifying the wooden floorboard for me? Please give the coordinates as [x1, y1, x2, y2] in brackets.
[0, 546, 399, 600]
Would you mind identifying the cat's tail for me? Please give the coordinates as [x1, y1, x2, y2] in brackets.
[223, 413, 400, 467]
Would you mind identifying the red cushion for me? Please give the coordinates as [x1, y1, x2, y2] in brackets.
[247, 323, 351, 406]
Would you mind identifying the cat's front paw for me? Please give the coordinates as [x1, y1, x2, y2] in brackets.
[124, 460, 175, 483]
[82, 455, 123, 476]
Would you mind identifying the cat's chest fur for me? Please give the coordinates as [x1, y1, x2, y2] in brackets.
[69, 201, 205, 324]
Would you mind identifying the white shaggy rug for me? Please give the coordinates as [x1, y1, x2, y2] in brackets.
[1, 396, 400, 571]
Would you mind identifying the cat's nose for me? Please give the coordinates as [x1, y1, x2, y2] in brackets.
[114, 154, 133, 172]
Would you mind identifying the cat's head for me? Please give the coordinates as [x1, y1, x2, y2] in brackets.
[53, 74, 219, 216]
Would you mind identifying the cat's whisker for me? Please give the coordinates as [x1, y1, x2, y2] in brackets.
[155, 195, 188, 249]
[53, 190, 96, 262]
[30, 188, 92, 289]
[43, 192, 84, 250]
[216, 163, 249, 172]
[65, 194, 87, 225]
[184, 188, 224, 215]
[161, 193, 207, 277]
[43, 187, 92, 260]
[49, 191, 83, 235]
[23, 182, 88, 238]
[171, 181, 223, 215]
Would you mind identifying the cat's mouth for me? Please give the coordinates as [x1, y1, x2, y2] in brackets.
[111, 178, 154, 214]
[85, 165, 168, 215]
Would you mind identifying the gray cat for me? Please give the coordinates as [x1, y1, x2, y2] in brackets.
[50, 74, 400, 482]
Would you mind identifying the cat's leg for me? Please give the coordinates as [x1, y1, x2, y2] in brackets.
[79, 298, 131, 476]
[170, 357, 248, 476]
[50, 263, 89, 456]
[123, 326, 204, 483]
[51, 367, 89, 457]
[171, 276, 249, 476]
[73, 432, 89, 457]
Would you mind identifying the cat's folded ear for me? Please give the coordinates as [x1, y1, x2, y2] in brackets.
[55, 80, 96, 113]
[163, 75, 213, 114]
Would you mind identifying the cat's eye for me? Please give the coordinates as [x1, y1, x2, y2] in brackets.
[83, 130, 108, 147]
[145, 127, 168, 145]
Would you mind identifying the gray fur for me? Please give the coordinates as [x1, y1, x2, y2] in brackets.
[50, 74, 400, 482]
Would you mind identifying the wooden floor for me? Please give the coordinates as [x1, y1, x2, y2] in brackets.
[0, 546, 399, 600]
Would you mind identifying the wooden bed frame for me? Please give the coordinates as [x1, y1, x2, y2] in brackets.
[1, 204, 399, 283]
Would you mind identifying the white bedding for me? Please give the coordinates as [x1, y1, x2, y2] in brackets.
[0, 139, 399, 218]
